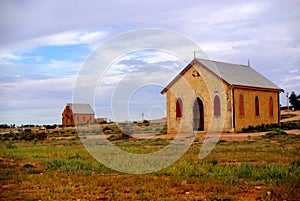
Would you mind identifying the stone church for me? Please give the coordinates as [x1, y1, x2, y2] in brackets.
[161, 58, 283, 134]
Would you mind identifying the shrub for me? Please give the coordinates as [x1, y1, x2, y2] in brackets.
[241, 122, 299, 133]
[108, 133, 131, 141]
[0, 124, 10, 128]
[263, 129, 287, 138]
[160, 124, 167, 135]
[5, 141, 17, 149]
[23, 163, 35, 169]
[102, 126, 112, 131]
[281, 122, 300, 130]
[209, 159, 218, 166]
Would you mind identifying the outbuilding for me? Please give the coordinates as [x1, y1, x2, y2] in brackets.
[62, 103, 95, 126]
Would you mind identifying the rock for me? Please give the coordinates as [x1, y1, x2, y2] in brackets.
[123, 188, 131, 193]
[255, 186, 262, 190]
[96, 196, 108, 200]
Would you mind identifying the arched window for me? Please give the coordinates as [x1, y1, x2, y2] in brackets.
[269, 96, 273, 116]
[239, 94, 244, 116]
[255, 96, 260, 116]
[176, 98, 183, 119]
[214, 95, 221, 117]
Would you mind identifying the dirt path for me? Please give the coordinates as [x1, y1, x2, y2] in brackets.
[219, 129, 300, 141]
[281, 110, 300, 122]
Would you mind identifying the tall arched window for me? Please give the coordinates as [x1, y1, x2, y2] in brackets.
[269, 96, 273, 116]
[255, 96, 260, 116]
[239, 94, 244, 116]
[214, 95, 221, 117]
[176, 98, 183, 119]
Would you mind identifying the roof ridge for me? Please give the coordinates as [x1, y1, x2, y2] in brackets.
[196, 58, 250, 67]
[67, 103, 91, 105]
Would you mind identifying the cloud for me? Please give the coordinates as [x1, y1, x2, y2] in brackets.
[0, 74, 77, 124]
[0, 30, 107, 62]
[1, 0, 300, 124]
[29, 31, 106, 47]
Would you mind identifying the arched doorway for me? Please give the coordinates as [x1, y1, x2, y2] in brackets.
[193, 97, 204, 131]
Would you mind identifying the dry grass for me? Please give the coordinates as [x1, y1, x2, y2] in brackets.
[0, 128, 299, 200]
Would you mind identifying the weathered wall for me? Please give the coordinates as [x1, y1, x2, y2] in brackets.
[74, 114, 94, 125]
[62, 106, 74, 126]
[233, 88, 279, 131]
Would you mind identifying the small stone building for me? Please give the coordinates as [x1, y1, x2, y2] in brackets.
[161, 58, 283, 133]
[62, 103, 95, 126]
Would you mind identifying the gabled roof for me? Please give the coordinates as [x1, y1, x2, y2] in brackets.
[161, 58, 283, 94]
[66, 103, 94, 115]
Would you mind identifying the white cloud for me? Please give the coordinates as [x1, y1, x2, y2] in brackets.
[1, 0, 300, 124]
[29, 30, 107, 48]
[0, 74, 78, 124]
[0, 75, 76, 108]
[200, 39, 259, 57]
[136, 51, 182, 64]
[0, 30, 108, 62]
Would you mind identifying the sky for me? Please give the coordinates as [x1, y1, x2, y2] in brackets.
[0, 0, 299, 125]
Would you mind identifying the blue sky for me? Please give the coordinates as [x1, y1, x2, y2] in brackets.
[0, 0, 299, 125]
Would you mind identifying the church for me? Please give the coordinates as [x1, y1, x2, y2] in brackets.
[161, 58, 284, 134]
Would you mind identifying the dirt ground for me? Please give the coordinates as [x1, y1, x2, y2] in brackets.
[281, 110, 300, 122]
[157, 110, 300, 142]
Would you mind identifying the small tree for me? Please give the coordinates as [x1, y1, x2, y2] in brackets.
[289, 92, 300, 110]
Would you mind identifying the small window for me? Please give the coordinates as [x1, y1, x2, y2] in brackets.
[239, 94, 244, 116]
[269, 96, 274, 116]
[255, 96, 260, 116]
[176, 98, 183, 119]
[83, 116, 85, 121]
[214, 95, 221, 117]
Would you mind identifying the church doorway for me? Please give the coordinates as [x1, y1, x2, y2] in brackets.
[193, 97, 204, 131]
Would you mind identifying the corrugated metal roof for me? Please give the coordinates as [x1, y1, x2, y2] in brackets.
[67, 103, 94, 114]
[196, 59, 282, 90]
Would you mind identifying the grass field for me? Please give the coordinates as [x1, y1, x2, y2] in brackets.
[0, 124, 300, 200]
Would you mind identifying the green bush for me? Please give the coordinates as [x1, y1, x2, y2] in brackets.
[241, 122, 299, 133]
[160, 124, 167, 135]
[263, 129, 287, 138]
[281, 122, 300, 130]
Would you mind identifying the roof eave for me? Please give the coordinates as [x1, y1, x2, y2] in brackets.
[232, 85, 284, 92]
[161, 59, 197, 94]
[161, 59, 232, 94]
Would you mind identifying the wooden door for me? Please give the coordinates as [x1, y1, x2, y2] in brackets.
[193, 97, 204, 131]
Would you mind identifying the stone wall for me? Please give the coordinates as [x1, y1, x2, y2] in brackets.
[165, 62, 233, 134]
[233, 88, 279, 131]
[74, 114, 95, 125]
